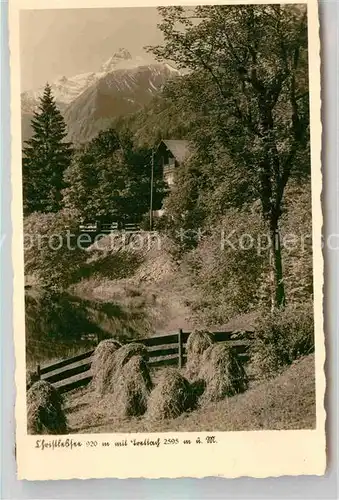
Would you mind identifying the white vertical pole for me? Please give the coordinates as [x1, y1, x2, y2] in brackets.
[149, 149, 154, 231]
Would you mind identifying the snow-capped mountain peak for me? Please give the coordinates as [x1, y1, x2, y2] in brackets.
[99, 48, 133, 72]
[21, 48, 174, 113]
[21, 49, 182, 143]
[21, 71, 102, 112]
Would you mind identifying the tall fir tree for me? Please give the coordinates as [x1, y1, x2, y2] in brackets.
[22, 83, 73, 214]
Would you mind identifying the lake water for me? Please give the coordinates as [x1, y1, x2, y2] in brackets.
[25, 287, 145, 369]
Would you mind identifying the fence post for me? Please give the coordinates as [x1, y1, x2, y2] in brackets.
[36, 364, 41, 380]
[178, 329, 183, 369]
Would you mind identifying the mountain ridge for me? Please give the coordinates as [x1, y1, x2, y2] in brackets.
[21, 49, 180, 144]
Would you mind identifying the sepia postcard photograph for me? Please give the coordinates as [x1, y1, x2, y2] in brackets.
[10, 0, 325, 480]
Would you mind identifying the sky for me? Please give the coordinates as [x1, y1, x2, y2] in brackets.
[20, 8, 164, 91]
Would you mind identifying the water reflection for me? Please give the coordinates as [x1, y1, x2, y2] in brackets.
[25, 287, 145, 368]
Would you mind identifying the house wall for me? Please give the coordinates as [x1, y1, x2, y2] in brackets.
[156, 142, 179, 187]
[164, 167, 176, 186]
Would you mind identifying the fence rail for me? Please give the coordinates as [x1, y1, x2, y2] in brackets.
[33, 329, 254, 394]
[79, 221, 141, 234]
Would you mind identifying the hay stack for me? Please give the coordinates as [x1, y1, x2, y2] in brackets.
[112, 342, 149, 370]
[198, 344, 248, 405]
[91, 339, 122, 393]
[146, 369, 193, 421]
[27, 380, 67, 435]
[91, 339, 122, 372]
[114, 355, 153, 418]
[92, 342, 149, 395]
[26, 369, 39, 390]
[185, 330, 213, 380]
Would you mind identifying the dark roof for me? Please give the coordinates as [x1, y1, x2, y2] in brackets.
[160, 140, 191, 163]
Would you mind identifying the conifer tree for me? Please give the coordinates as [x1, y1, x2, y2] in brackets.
[22, 83, 73, 214]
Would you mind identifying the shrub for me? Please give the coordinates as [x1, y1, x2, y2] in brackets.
[164, 182, 313, 326]
[280, 182, 313, 303]
[198, 344, 249, 404]
[24, 209, 86, 289]
[27, 380, 67, 434]
[114, 355, 153, 418]
[182, 208, 268, 325]
[146, 369, 194, 421]
[251, 302, 314, 379]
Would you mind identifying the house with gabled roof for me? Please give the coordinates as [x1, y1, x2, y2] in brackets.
[155, 139, 191, 187]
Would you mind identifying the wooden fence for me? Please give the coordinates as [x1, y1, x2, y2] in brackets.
[79, 221, 140, 234]
[33, 329, 254, 394]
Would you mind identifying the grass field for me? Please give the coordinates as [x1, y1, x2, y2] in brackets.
[65, 354, 315, 433]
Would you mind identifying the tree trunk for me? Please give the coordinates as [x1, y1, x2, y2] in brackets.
[270, 220, 286, 308]
[268, 251, 275, 313]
